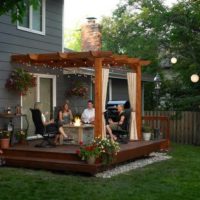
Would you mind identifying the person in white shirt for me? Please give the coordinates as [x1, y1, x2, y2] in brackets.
[81, 100, 95, 124]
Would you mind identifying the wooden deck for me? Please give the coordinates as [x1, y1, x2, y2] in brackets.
[2, 139, 169, 175]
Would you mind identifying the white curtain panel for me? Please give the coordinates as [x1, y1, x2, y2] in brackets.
[127, 72, 138, 140]
[102, 68, 109, 138]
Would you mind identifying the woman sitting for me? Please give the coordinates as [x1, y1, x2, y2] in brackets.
[34, 102, 68, 145]
[58, 103, 73, 125]
[106, 104, 127, 141]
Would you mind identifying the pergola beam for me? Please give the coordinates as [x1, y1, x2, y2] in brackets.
[11, 51, 150, 69]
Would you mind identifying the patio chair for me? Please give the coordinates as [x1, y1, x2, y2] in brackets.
[30, 109, 57, 147]
[112, 109, 131, 144]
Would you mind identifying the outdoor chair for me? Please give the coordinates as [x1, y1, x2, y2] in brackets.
[30, 109, 57, 147]
[112, 109, 131, 144]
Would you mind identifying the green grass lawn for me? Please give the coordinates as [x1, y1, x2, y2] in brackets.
[0, 143, 200, 200]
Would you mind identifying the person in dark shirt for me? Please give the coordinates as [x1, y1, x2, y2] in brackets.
[106, 104, 126, 141]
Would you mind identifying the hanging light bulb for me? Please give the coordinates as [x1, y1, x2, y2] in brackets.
[171, 57, 177, 64]
[191, 74, 199, 83]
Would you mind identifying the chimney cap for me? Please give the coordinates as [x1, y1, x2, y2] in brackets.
[86, 17, 97, 22]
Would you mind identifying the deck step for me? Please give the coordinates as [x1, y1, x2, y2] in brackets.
[2, 140, 169, 175]
[4, 156, 100, 174]
[3, 148, 80, 161]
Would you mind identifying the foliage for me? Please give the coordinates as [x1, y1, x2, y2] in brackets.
[94, 137, 120, 165]
[101, 0, 200, 111]
[64, 27, 81, 51]
[77, 138, 120, 165]
[15, 130, 27, 141]
[101, 0, 168, 74]
[0, 0, 40, 23]
[142, 124, 152, 133]
[1, 144, 200, 199]
[0, 131, 11, 139]
[67, 81, 89, 98]
[5, 68, 36, 96]
[76, 141, 100, 161]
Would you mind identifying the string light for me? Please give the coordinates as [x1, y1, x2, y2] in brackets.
[191, 74, 199, 83]
[171, 57, 177, 64]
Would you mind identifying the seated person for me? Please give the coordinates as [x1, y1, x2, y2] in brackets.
[34, 102, 68, 145]
[58, 103, 73, 125]
[81, 100, 95, 124]
[106, 104, 127, 141]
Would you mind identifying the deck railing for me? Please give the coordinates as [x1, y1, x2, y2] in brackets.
[142, 115, 170, 145]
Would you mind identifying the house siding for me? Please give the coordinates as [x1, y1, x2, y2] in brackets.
[64, 76, 92, 115]
[0, 0, 64, 114]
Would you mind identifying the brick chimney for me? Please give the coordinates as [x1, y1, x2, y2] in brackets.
[81, 17, 102, 51]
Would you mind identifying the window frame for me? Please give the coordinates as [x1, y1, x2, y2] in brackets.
[17, 0, 46, 35]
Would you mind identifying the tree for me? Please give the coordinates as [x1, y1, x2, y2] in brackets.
[64, 27, 81, 51]
[101, 0, 200, 111]
[101, 0, 169, 74]
[160, 0, 200, 111]
[0, 0, 40, 23]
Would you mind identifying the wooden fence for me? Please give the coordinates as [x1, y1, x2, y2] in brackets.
[144, 111, 200, 145]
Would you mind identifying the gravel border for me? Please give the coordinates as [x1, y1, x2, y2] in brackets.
[95, 152, 172, 178]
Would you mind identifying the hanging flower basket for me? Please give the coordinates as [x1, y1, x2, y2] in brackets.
[67, 81, 89, 98]
[5, 68, 36, 96]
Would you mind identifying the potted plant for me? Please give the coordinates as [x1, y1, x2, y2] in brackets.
[95, 138, 120, 165]
[142, 124, 152, 141]
[76, 141, 100, 164]
[15, 130, 27, 144]
[77, 138, 120, 165]
[5, 68, 36, 96]
[0, 131, 11, 149]
[67, 81, 89, 98]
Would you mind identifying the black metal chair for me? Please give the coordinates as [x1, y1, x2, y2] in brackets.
[30, 109, 57, 147]
[112, 109, 131, 144]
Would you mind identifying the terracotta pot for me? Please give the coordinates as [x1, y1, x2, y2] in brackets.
[87, 156, 96, 165]
[0, 138, 10, 149]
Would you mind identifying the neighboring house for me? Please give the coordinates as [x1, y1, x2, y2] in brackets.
[0, 2, 152, 137]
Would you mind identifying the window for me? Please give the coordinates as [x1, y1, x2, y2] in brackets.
[17, 0, 46, 35]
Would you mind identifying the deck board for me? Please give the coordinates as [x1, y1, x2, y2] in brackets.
[2, 139, 169, 175]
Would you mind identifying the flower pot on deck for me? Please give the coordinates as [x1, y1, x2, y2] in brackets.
[86, 156, 96, 165]
[0, 138, 10, 149]
[143, 132, 151, 141]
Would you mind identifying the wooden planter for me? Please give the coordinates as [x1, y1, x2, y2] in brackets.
[0, 138, 10, 149]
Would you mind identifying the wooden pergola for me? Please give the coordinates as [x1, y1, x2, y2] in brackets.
[11, 51, 150, 140]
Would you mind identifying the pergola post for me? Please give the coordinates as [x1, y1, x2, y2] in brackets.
[135, 65, 142, 140]
[94, 58, 103, 138]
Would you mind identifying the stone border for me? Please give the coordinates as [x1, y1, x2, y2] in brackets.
[95, 152, 172, 178]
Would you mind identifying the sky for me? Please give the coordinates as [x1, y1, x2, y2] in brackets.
[64, 0, 178, 29]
